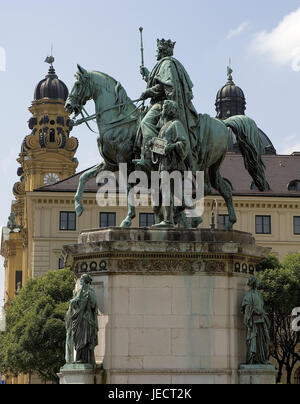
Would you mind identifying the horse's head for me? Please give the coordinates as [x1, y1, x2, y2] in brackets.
[65, 65, 93, 117]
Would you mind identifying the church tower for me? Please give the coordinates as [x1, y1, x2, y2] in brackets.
[2, 57, 78, 313]
[0, 58, 79, 383]
[15, 57, 78, 195]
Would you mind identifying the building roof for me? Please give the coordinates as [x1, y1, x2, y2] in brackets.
[34, 154, 300, 198]
[217, 154, 300, 197]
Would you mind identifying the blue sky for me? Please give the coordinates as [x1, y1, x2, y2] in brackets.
[1, 0, 300, 305]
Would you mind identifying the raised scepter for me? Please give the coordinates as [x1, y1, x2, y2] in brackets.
[139, 27, 146, 81]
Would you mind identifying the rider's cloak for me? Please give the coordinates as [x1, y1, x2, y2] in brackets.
[147, 56, 199, 155]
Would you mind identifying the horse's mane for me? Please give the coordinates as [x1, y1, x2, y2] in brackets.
[92, 70, 118, 88]
[90, 70, 132, 110]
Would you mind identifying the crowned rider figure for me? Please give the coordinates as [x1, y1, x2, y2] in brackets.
[135, 38, 199, 172]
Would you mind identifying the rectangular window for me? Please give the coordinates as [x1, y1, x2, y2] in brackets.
[218, 214, 229, 230]
[294, 217, 300, 235]
[100, 212, 116, 228]
[139, 213, 155, 227]
[255, 215, 271, 234]
[58, 258, 64, 269]
[59, 212, 76, 231]
[15, 271, 23, 295]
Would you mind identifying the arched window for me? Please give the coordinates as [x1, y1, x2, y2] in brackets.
[49, 129, 55, 143]
[288, 180, 300, 191]
[294, 367, 300, 384]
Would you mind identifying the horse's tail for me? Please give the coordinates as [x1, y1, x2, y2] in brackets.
[224, 115, 269, 192]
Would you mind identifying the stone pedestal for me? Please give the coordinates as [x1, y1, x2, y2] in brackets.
[238, 364, 277, 384]
[62, 228, 270, 384]
[58, 364, 104, 385]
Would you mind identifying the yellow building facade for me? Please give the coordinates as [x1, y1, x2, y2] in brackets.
[21, 188, 300, 275]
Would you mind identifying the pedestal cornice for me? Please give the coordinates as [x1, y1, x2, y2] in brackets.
[62, 228, 270, 277]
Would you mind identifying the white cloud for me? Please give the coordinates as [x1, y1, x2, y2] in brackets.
[250, 8, 300, 71]
[226, 21, 249, 40]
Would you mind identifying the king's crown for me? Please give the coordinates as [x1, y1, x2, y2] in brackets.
[157, 39, 176, 50]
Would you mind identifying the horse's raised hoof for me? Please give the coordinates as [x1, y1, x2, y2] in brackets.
[75, 202, 84, 217]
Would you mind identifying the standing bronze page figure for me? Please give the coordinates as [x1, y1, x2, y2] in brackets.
[241, 276, 271, 365]
[65, 274, 99, 366]
[151, 100, 192, 227]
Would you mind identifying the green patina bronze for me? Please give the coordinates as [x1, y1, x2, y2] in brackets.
[241, 276, 271, 365]
[65, 34, 268, 229]
[151, 100, 192, 228]
[135, 38, 198, 173]
[65, 274, 99, 366]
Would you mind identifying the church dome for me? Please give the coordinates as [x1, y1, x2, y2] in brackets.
[258, 129, 277, 155]
[216, 65, 276, 155]
[34, 65, 68, 101]
[215, 67, 246, 119]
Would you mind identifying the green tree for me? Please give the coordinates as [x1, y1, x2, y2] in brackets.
[0, 269, 74, 383]
[282, 253, 300, 276]
[258, 254, 300, 384]
[256, 253, 280, 272]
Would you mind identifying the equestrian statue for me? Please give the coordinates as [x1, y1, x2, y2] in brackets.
[64, 32, 268, 230]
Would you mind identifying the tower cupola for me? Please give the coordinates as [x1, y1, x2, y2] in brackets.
[215, 65, 246, 120]
[34, 62, 69, 101]
[14, 55, 78, 194]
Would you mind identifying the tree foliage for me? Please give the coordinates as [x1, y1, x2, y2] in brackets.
[0, 269, 74, 383]
[258, 253, 300, 384]
[256, 253, 280, 272]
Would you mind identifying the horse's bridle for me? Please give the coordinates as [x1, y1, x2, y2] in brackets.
[69, 72, 143, 135]
[67, 71, 147, 170]
[68, 72, 92, 115]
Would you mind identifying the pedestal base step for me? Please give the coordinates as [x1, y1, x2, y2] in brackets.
[238, 364, 277, 384]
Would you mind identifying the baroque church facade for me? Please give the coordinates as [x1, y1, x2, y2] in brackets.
[1, 61, 300, 383]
